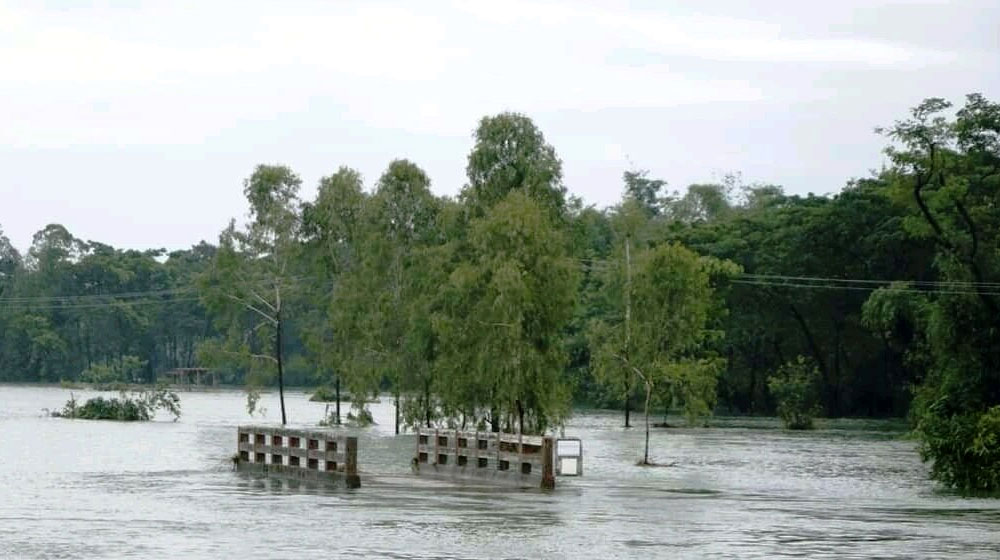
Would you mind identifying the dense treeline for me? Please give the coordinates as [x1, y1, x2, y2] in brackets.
[2, 94, 998, 490]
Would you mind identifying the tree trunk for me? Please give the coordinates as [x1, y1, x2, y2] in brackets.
[517, 399, 525, 436]
[335, 375, 341, 426]
[394, 391, 400, 435]
[643, 380, 652, 465]
[624, 235, 633, 429]
[624, 382, 631, 428]
[276, 310, 287, 425]
[424, 379, 431, 428]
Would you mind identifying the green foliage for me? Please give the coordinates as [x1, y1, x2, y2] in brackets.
[437, 190, 579, 433]
[768, 357, 822, 430]
[79, 355, 146, 385]
[200, 164, 303, 424]
[58, 387, 181, 421]
[875, 94, 1000, 492]
[591, 241, 732, 463]
[345, 406, 375, 427]
[463, 112, 566, 219]
[309, 386, 338, 402]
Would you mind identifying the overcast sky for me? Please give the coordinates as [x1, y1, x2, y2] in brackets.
[2, 0, 997, 253]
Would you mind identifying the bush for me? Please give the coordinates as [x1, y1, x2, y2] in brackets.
[56, 387, 181, 422]
[768, 357, 822, 430]
[346, 406, 375, 427]
[309, 386, 338, 402]
[916, 400, 1000, 494]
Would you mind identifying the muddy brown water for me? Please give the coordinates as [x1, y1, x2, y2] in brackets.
[1, 385, 998, 559]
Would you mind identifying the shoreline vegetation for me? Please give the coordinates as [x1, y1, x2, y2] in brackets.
[3, 95, 999, 491]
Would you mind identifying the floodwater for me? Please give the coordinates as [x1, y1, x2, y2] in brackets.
[1, 386, 998, 559]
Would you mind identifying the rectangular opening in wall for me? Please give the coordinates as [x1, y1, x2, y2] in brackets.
[437, 454, 448, 465]
[521, 462, 532, 475]
[458, 438, 468, 448]
[307, 458, 318, 470]
[289, 456, 300, 467]
[239, 433, 249, 443]
[289, 437, 300, 448]
[326, 461, 338, 472]
[418, 435, 428, 445]
[477, 439, 488, 450]
[457, 455, 468, 466]
[255, 434, 265, 445]
[255, 453, 265, 463]
[418, 452, 428, 463]
[239, 451, 249, 461]
[522, 443, 541, 455]
[308, 439, 319, 450]
[477, 457, 488, 468]
[326, 441, 337, 452]
[272, 435, 282, 446]
[437, 436, 448, 446]
[498, 460, 510, 471]
[271, 454, 282, 465]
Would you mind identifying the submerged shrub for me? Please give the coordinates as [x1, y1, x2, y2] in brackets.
[768, 356, 822, 430]
[309, 386, 338, 402]
[57, 386, 181, 422]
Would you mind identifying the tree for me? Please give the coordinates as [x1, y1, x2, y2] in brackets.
[300, 167, 368, 426]
[361, 159, 440, 434]
[463, 112, 566, 219]
[873, 94, 1000, 492]
[591, 243, 731, 465]
[768, 356, 822, 429]
[200, 165, 303, 424]
[587, 195, 655, 427]
[436, 191, 578, 434]
[622, 169, 667, 217]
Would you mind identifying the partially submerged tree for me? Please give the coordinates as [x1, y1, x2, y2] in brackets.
[592, 243, 731, 465]
[768, 356, 822, 430]
[200, 165, 302, 424]
[300, 166, 368, 426]
[437, 191, 578, 434]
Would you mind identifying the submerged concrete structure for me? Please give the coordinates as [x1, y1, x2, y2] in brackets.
[412, 428, 561, 489]
[235, 425, 360, 488]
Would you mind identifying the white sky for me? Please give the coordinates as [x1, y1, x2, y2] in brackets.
[2, 0, 997, 252]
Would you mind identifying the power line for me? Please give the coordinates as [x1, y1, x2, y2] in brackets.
[741, 273, 1000, 289]
[731, 279, 1000, 297]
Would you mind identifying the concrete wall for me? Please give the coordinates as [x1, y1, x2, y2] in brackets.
[413, 428, 555, 489]
[236, 425, 360, 488]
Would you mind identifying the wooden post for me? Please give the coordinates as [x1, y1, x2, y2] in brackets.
[345, 436, 360, 488]
[541, 437, 555, 489]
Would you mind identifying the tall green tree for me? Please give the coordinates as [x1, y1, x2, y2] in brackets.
[437, 191, 578, 434]
[362, 159, 439, 433]
[592, 243, 731, 465]
[200, 165, 303, 424]
[872, 94, 1000, 492]
[300, 167, 368, 425]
